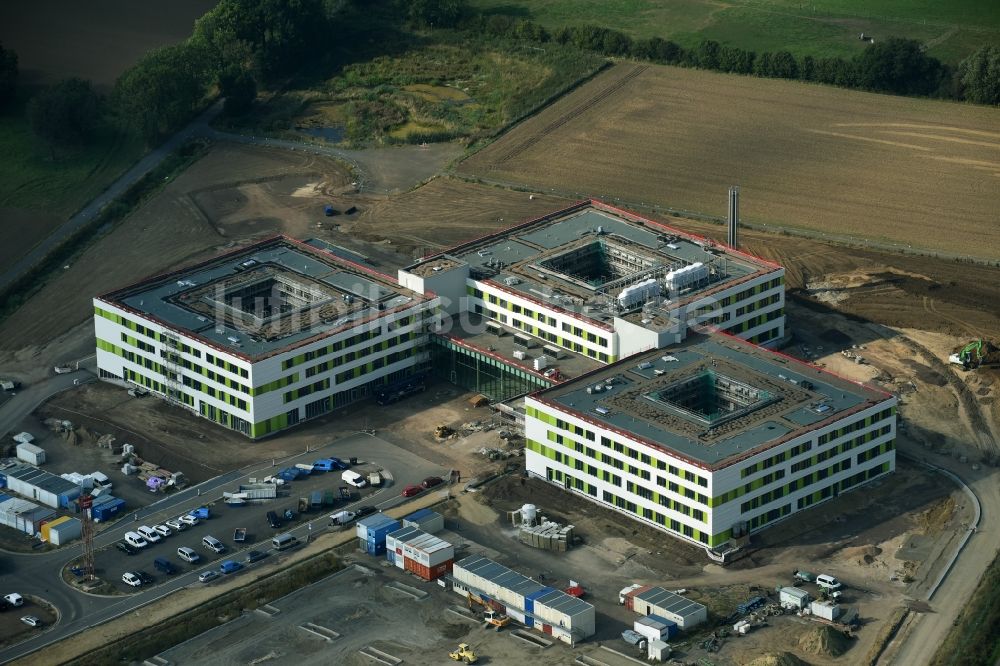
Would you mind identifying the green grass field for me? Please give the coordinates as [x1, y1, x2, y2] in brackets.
[0, 103, 143, 217]
[469, 0, 1000, 63]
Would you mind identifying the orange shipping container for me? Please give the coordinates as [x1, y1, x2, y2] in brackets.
[403, 556, 453, 581]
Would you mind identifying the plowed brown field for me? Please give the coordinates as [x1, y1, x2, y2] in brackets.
[458, 63, 1000, 259]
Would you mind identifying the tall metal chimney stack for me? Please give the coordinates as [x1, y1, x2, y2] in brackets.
[727, 186, 740, 248]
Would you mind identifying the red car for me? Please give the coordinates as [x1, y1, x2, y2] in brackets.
[421, 476, 444, 489]
[401, 484, 423, 498]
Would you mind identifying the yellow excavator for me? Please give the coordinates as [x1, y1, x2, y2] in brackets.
[466, 592, 512, 630]
[449, 643, 478, 663]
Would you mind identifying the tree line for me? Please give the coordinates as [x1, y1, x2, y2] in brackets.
[470, 15, 1000, 103]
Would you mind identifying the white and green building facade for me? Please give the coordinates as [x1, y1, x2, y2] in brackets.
[523, 334, 896, 549]
[95, 237, 438, 439]
[399, 201, 786, 399]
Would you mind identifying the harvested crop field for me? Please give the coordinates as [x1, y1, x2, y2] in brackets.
[350, 178, 1000, 339]
[459, 63, 1000, 259]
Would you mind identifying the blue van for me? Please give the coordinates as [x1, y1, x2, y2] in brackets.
[219, 560, 243, 574]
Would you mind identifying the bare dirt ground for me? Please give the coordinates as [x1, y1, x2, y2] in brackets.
[352, 176, 569, 259]
[0, 143, 353, 361]
[0, 0, 216, 89]
[458, 63, 1000, 259]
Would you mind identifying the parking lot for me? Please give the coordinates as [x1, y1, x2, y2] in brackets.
[90, 453, 445, 593]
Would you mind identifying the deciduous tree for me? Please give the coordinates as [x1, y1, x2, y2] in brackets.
[27, 77, 99, 153]
[959, 44, 1000, 105]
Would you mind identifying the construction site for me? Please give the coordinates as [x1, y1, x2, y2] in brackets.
[0, 89, 998, 666]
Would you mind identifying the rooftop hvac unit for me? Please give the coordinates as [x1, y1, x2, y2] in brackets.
[665, 262, 709, 293]
[533, 356, 548, 371]
[513, 350, 526, 360]
[595, 407, 610, 415]
[503, 276, 521, 286]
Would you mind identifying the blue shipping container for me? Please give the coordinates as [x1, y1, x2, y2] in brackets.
[0, 472, 7, 488]
[648, 614, 678, 639]
[92, 497, 126, 521]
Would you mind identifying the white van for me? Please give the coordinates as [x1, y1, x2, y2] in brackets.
[816, 574, 843, 592]
[137, 525, 161, 543]
[124, 531, 149, 549]
[202, 535, 226, 553]
[272, 533, 298, 550]
[341, 470, 367, 488]
[177, 546, 200, 563]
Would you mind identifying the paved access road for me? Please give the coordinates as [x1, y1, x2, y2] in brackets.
[0, 432, 446, 663]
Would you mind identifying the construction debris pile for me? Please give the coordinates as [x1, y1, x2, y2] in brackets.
[510, 503, 575, 552]
[119, 444, 186, 492]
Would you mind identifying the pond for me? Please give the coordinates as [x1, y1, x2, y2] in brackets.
[296, 125, 346, 143]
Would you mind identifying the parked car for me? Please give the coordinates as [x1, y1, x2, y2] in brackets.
[154, 557, 177, 575]
[4, 593, 24, 607]
[198, 570, 220, 583]
[116, 542, 137, 556]
[341, 470, 367, 488]
[245, 550, 268, 563]
[816, 574, 843, 592]
[421, 476, 444, 489]
[153, 524, 172, 538]
[136, 525, 161, 543]
[20, 615, 40, 627]
[136, 571, 154, 585]
[165, 519, 186, 532]
[266, 511, 282, 529]
[124, 531, 149, 549]
[355, 506, 376, 518]
[179, 514, 199, 527]
[202, 536, 226, 554]
[122, 572, 142, 588]
[177, 547, 200, 564]
[401, 484, 423, 498]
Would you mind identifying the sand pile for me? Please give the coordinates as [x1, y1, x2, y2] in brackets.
[745, 653, 809, 666]
[798, 625, 852, 657]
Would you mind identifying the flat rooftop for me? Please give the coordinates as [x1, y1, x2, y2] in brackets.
[408, 201, 780, 329]
[439, 313, 603, 382]
[531, 333, 891, 470]
[99, 237, 425, 360]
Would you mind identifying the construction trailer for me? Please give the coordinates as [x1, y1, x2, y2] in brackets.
[355, 513, 401, 556]
[0, 496, 55, 535]
[622, 585, 707, 630]
[89, 495, 126, 522]
[41, 516, 82, 545]
[385, 526, 454, 580]
[2, 463, 82, 509]
[451, 554, 596, 645]
[15, 443, 46, 466]
[779, 587, 811, 610]
[402, 508, 444, 534]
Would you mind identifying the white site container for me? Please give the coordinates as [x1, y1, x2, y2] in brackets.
[810, 600, 841, 622]
[16, 443, 46, 466]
